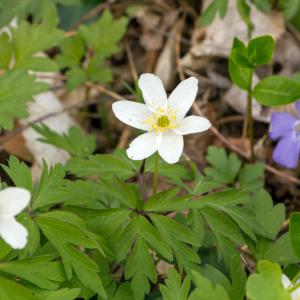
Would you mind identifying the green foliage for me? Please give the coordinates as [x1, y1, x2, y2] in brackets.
[56, 10, 128, 90]
[159, 268, 191, 300]
[200, 0, 229, 27]
[252, 76, 300, 106]
[246, 260, 291, 300]
[289, 212, 300, 260]
[0, 70, 48, 129]
[33, 124, 96, 158]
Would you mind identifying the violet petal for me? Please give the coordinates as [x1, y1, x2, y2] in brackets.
[272, 133, 300, 169]
[269, 112, 296, 140]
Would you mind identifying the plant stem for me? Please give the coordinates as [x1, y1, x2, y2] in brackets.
[139, 160, 147, 202]
[247, 71, 255, 163]
[153, 152, 159, 194]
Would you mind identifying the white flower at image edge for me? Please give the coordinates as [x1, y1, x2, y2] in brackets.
[0, 187, 31, 249]
[282, 274, 300, 300]
[112, 74, 211, 163]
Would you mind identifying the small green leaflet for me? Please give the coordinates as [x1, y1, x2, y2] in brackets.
[289, 212, 300, 260]
[199, 0, 229, 27]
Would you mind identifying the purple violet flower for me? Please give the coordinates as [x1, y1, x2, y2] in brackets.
[269, 101, 300, 169]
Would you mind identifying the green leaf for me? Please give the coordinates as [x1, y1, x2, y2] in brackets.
[33, 124, 96, 158]
[144, 188, 191, 212]
[200, 0, 218, 27]
[111, 283, 134, 300]
[246, 260, 291, 300]
[289, 212, 300, 260]
[204, 146, 241, 183]
[284, 0, 300, 20]
[124, 237, 157, 300]
[79, 10, 128, 58]
[219, 0, 229, 18]
[11, 7, 63, 71]
[189, 270, 231, 300]
[0, 276, 41, 300]
[253, 76, 300, 106]
[0, 32, 13, 69]
[248, 35, 275, 65]
[239, 163, 264, 191]
[56, 179, 102, 206]
[231, 48, 254, 69]
[55, 34, 85, 68]
[32, 162, 65, 209]
[159, 268, 191, 300]
[36, 215, 106, 298]
[0, 70, 48, 129]
[66, 67, 86, 90]
[236, 0, 254, 36]
[66, 154, 137, 179]
[41, 288, 81, 300]
[150, 214, 200, 273]
[0, 255, 65, 290]
[264, 233, 299, 265]
[1, 155, 33, 191]
[86, 55, 112, 84]
[252, 190, 285, 239]
[229, 37, 252, 90]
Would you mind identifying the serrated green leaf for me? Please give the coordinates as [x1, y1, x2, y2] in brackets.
[33, 124, 96, 158]
[32, 162, 65, 209]
[11, 14, 64, 71]
[1, 155, 33, 191]
[239, 163, 264, 191]
[79, 10, 128, 58]
[160, 268, 191, 300]
[124, 237, 157, 300]
[189, 270, 231, 300]
[0, 32, 12, 69]
[204, 146, 241, 183]
[0, 70, 48, 129]
[42, 288, 81, 300]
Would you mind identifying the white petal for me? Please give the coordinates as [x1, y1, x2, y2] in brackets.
[281, 274, 292, 289]
[127, 131, 161, 160]
[138, 73, 168, 111]
[112, 100, 151, 131]
[158, 131, 183, 164]
[0, 187, 30, 217]
[292, 287, 300, 300]
[0, 217, 28, 249]
[168, 77, 198, 119]
[175, 116, 211, 135]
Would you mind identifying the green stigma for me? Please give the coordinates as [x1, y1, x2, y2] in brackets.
[157, 115, 170, 128]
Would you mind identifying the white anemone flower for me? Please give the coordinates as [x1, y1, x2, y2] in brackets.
[112, 73, 211, 163]
[0, 187, 31, 249]
[282, 274, 300, 300]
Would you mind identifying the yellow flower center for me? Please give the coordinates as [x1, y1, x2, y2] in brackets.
[143, 106, 178, 134]
[157, 115, 170, 128]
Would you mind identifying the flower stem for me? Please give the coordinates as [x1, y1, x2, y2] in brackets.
[139, 160, 147, 202]
[153, 152, 159, 194]
[287, 280, 300, 294]
[247, 71, 255, 163]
